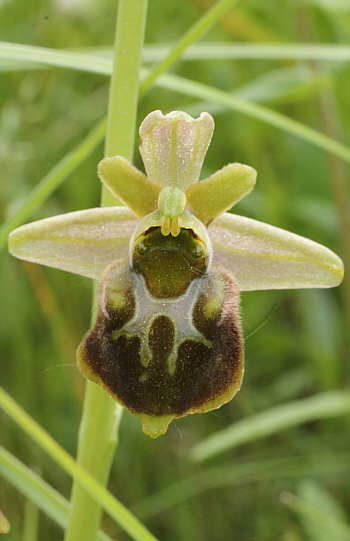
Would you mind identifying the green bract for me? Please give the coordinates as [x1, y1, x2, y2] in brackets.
[8, 111, 344, 438]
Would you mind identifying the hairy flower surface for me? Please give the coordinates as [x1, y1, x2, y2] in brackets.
[8, 111, 344, 437]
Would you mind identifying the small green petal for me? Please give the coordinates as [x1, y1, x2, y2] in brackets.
[210, 213, 344, 291]
[139, 110, 214, 190]
[186, 163, 257, 224]
[98, 156, 161, 217]
[8, 207, 137, 279]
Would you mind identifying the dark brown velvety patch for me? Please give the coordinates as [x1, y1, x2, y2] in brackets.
[80, 264, 243, 417]
[148, 315, 175, 364]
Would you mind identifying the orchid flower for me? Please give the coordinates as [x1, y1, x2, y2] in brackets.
[8, 111, 344, 438]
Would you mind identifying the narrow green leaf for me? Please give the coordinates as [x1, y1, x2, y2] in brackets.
[1, 43, 349, 166]
[0, 117, 107, 251]
[0, 388, 159, 541]
[156, 74, 350, 163]
[0, 447, 68, 530]
[232, 65, 331, 105]
[190, 391, 350, 461]
[296, 480, 350, 541]
[134, 452, 350, 519]
[141, 42, 350, 62]
[2, 445, 348, 532]
[2, 42, 350, 68]
[0, 447, 112, 541]
[140, 0, 242, 91]
[0, 41, 112, 75]
[282, 482, 350, 541]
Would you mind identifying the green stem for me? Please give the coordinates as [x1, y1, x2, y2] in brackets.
[22, 498, 40, 541]
[64, 1, 148, 540]
[64, 385, 123, 541]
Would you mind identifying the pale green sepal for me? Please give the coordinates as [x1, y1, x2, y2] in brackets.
[139, 110, 214, 190]
[8, 207, 137, 279]
[98, 156, 161, 218]
[186, 163, 257, 225]
[210, 213, 344, 291]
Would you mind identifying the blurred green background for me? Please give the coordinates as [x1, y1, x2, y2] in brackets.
[1, 0, 349, 540]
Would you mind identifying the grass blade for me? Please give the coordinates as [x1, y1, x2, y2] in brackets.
[282, 485, 350, 541]
[1, 43, 349, 163]
[134, 452, 350, 519]
[0, 41, 112, 75]
[140, 0, 242, 91]
[190, 391, 350, 462]
[0, 388, 159, 541]
[0, 447, 112, 541]
[2, 42, 350, 69]
[155, 73, 350, 162]
[0, 117, 106, 251]
[142, 42, 350, 62]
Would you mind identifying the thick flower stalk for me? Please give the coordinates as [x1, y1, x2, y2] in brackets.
[8, 111, 344, 438]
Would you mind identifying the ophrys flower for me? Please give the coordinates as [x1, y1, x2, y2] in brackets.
[8, 111, 344, 438]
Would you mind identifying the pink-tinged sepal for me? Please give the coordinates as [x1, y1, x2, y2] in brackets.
[139, 110, 214, 190]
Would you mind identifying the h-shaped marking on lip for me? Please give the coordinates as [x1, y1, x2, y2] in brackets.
[112, 272, 212, 376]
